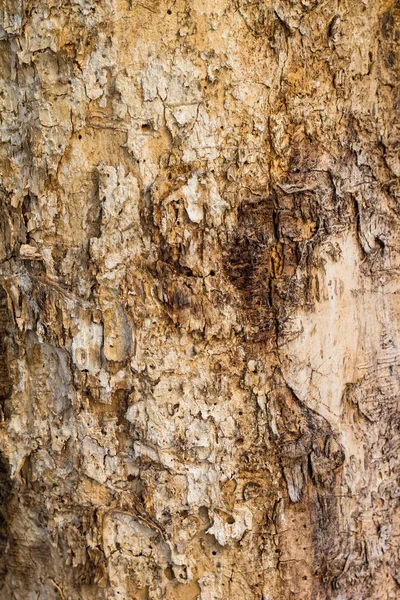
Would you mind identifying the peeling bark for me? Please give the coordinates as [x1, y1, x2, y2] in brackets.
[0, 0, 399, 598]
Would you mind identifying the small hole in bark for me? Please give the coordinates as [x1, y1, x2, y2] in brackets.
[212, 551, 217, 555]
[210, 270, 215, 276]
[167, 9, 172, 14]
[78, 134, 82, 140]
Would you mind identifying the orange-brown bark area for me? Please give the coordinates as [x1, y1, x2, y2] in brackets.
[0, 1, 399, 598]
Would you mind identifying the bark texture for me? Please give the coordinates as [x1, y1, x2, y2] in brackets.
[0, 1, 400, 598]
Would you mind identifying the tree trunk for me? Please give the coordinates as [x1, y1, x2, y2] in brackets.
[0, 1, 399, 598]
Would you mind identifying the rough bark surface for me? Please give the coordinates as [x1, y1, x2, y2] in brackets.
[0, 1, 399, 599]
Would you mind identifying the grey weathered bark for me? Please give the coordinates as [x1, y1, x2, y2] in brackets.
[0, 0, 399, 598]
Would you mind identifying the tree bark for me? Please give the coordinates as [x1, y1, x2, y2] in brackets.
[0, 1, 399, 598]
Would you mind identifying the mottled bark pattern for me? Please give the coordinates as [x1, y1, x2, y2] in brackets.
[0, 0, 399, 599]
